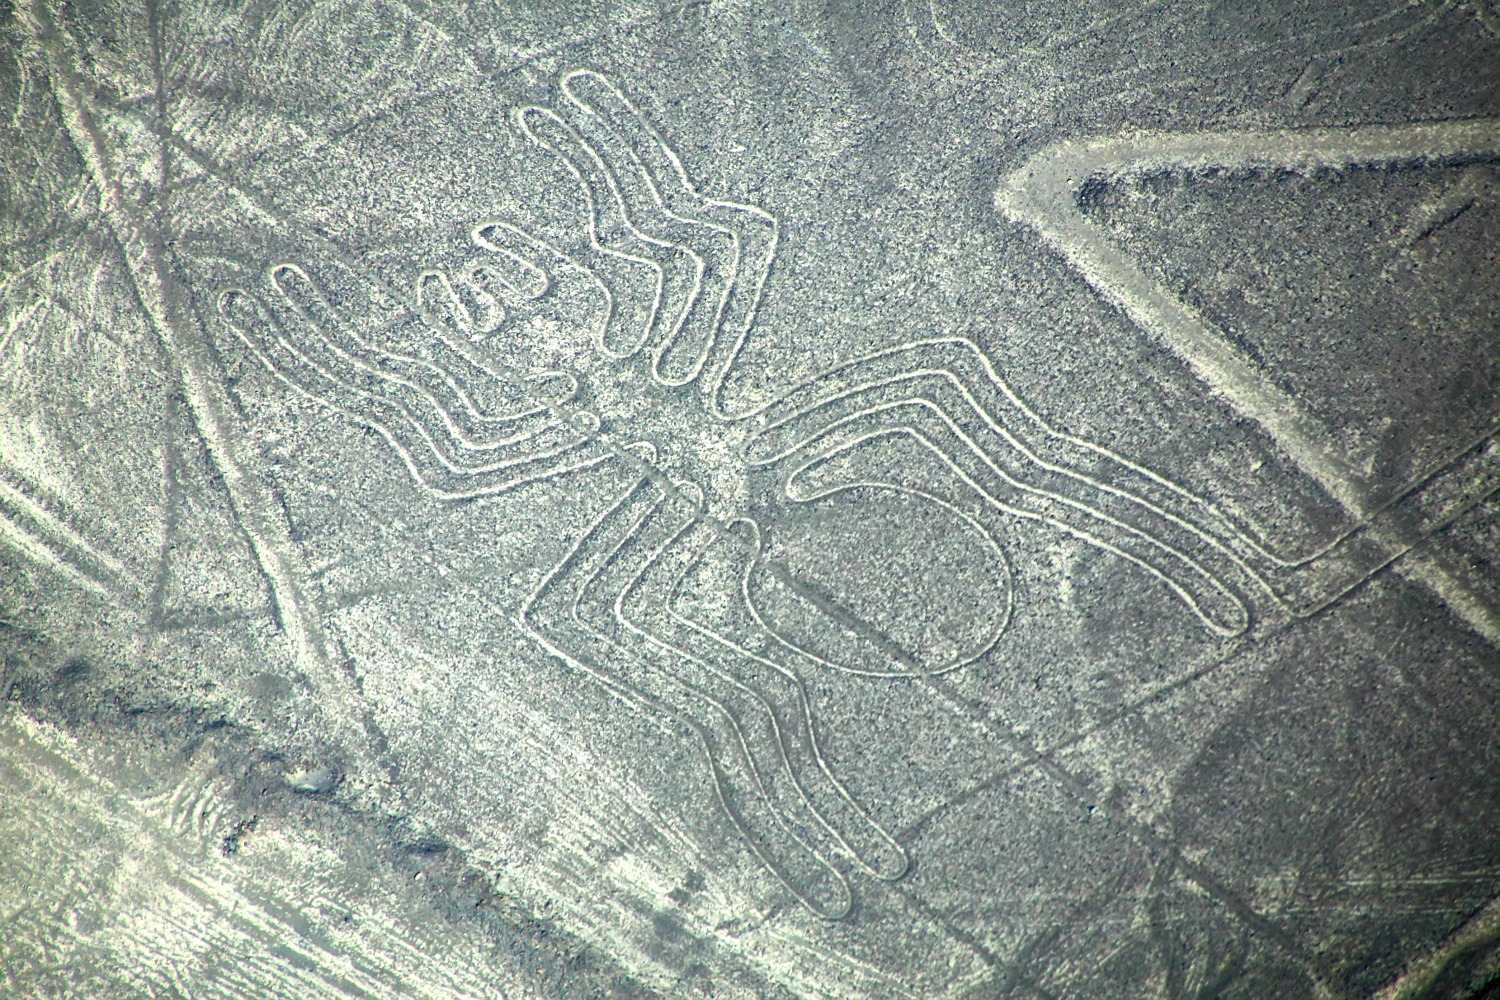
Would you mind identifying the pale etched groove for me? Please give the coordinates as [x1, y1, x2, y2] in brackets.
[612, 503, 844, 876]
[217, 265, 608, 502]
[517, 466, 855, 919]
[589, 487, 853, 914]
[744, 465, 1020, 671]
[743, 338, 1257, 637]
[554, 70, 733, 386]
[750, 338, 1292, 558]
[0, 472, 128, 598]
[265, 261, 557, 439]
[994, 118, 1500, 509]
[20, 2, 369, 746]
[516, 69, 780, 412]
[637, 516, 911, 881]
[414, 267, 504, 338]
[93, 54, 1488, 977]
[997, 118, 1500, 642]
[0, 508, 115, 598]
[1001, 169, 1356, 508]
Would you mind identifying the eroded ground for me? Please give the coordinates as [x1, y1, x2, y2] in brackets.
[3, 1, 1500, 997]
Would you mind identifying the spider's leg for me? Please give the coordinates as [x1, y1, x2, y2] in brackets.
[558, 69, 780, 413]
[520, 469, 853, 919]
[614, 499, 905, 884]
[556, 69, 747, 387]
[746, 339, 1256, 637]
[637, 515, 912, 881]
[218, 262, 605, 501]
[800, 337, 1436, 619]
[518, 104, 687, 364]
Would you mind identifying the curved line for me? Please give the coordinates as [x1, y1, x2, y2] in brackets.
[457, 264, 507, 334]
[610, 494, 866, 898]
[517, 105, 678, 362]
[778, 415, 1249, 638]
[753, 478, 1015, 674]
[750, 363, 1276, 603]
[741, 476, 1017, 674]
[471, 219, 618, 361]
[228, 284, 564, 462]
[761, 383, 1249, 605]
[409, 251, 585, 408]
[467, 236, 551, 302]
[665, 517, 911, 880]
[542, 482, 852, 919]
[414, 268, 477, 334]
[541, 90, 710, 385]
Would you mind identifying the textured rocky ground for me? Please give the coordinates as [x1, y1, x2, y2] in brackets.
[2, 1, 1499, 996]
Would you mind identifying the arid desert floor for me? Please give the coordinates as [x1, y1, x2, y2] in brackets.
[3, 1, 1500, 996]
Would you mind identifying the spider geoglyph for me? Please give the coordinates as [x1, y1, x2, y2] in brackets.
[218, 68, 1422, 918]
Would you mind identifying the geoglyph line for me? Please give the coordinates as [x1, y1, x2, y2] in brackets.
[470, 219, 618, 363]
[591, 483, 856, 916]
[22, 0, 373, 756]
[747, 477, 1013, 680]
[517, 68, 779, 414]
[517, 103, 679, 364]
[516, 465, 858, 919]
[217, 262, 609, 502]
[996, 117, 1500, 642]
[0, 508, 116, 600]
[740, 333, 1500, 627]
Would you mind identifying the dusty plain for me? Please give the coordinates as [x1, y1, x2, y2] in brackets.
[2, 0, 1500, 997]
